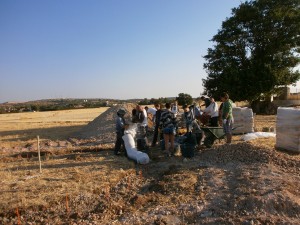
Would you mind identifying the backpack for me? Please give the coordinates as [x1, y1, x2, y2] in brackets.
[137, 138, 149, 153]
[180, 132, 197, 158]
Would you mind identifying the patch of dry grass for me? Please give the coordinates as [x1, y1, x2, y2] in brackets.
[0, 108, 109, 148]
[254, 115, 276, 131]
[0, 150, 135, 211]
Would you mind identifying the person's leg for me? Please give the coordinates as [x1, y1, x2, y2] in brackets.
[223, 120, 232, 144]
[164, 133, 170, 152]
[186, 122, 190, 133]
[151, 126, 158, 146]
[226, 133, 232, 144]
[145, 125, 148, 136]
[169, 134, 175, 153]
[159, 129, 163, 141]
[121, 138, 127, 156]
[227, 119, 233, 143]
[114, 133, 122, 155]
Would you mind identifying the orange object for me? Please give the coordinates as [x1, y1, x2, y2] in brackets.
[16, 207, 21, 225]
[65, 194, 70, 215]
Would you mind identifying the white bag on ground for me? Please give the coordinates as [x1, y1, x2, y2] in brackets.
[122, 133, 149, 164]
[241, 132, 276, 141]
[276, 107, 300, 153]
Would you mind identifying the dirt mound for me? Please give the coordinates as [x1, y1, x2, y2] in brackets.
[73, 103, 136, 143]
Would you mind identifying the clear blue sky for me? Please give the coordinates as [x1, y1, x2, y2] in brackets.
[1, 0, 299, 103]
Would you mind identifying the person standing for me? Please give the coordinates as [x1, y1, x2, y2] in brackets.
[220, 92, 234, 144]
[203, 97, 219, 127]
[183, 104, 194, 132]
[133, 104, 148, 136]
[135, 105, 148, 128]
[114, 108, 126, 155]
[171, 100, 179, 117]
[145, 105, 157, 123]
[218, 102, 224, 126]
[159, 103, 177, 156]
[151, 103, 161, 147]
[200, 96, 211, 108]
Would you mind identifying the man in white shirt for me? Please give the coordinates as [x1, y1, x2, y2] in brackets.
[203, 97, 219, 127]
[171, 100, 179, 117]
[146, 105, 157, 122]
[136, 105, 148, 127]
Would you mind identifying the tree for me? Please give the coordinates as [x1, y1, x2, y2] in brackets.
[30, 104, 40, 111]
[138, 98, 150, 105]
[203, 0, 300, 102]
[176, 93, 193, 105]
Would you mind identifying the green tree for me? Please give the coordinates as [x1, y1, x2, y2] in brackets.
[138, 98, 150, 105]
[203, 0, 300, 102]
[176, 93, 193, 105]
[30, 104, 40, 111]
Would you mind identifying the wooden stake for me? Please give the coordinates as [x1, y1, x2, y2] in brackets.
[37, 136, 42, 173]
[16, 207, 21, 225]
[66, 194, 70, 215]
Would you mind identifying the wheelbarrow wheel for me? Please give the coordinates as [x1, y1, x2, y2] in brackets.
[204, 134, 215, 148]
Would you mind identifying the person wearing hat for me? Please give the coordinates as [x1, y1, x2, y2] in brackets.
[203, 97, 219, 127]
[200, 96, 211, 108]
[114, 108, 126, 155]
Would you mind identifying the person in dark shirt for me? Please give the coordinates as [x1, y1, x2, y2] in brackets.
[200, 96, 211, 108]
[159, 103, 177, 156]
[218, 102, 223, 126]
[151, 103, 161, 147]
[114, 108, 126, 155]
[183, 104, 195, 132]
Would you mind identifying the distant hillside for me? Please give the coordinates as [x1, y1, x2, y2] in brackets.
[0, 97, 184, 114]
[0, 98, 125, 114]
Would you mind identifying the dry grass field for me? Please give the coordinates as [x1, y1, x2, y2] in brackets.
[0, 108, 109, 148]
[0, 108, 299, 224]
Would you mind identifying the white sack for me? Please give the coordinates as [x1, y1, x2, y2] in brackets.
[241, 132, 276, 141]
[122, 134, 149, 164]
[124, 123, 138, 138]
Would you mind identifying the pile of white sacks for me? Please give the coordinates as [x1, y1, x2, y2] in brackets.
[276, 107, 300, 153]
[232, 107, 254, 134]
[122, 123, 150, 164]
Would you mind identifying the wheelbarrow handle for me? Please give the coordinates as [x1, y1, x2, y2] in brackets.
[232, 125, 243, 130]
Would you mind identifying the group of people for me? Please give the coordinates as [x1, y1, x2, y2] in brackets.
[200, 92, 234, 144]
[114, 92, 234, 156]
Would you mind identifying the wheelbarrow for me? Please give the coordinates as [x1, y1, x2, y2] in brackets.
[201, 126, 240, 148]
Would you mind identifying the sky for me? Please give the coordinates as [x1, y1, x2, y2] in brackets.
[1, 0, 299, 103]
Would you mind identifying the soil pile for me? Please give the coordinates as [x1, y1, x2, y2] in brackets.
[73, 103, 136, 143]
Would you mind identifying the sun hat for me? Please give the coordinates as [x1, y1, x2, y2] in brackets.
[117, 108, 126, 115]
